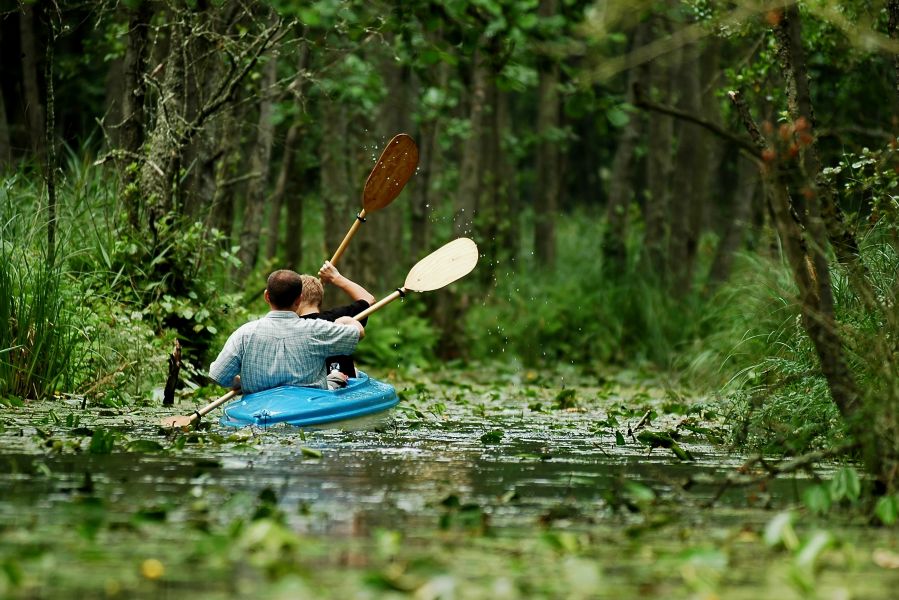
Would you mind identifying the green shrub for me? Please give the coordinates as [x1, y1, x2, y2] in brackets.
[465, 212, 709, 368]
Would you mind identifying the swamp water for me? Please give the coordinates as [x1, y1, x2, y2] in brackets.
[1, 369, 897, 599]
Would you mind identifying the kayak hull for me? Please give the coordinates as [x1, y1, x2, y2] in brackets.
[220, 371, 399, 428]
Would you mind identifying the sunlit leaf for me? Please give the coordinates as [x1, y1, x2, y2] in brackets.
[874, 495, 899, 525]
[830, 467, 861, 503]
[764, 511, 798, 550]
[796, 530, 834, 570]
[802, 484, 831, 516]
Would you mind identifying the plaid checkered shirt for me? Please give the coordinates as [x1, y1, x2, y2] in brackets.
[209, 311, 360, 393]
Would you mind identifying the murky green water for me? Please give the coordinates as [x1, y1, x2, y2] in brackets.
[1, 368, 897, 598]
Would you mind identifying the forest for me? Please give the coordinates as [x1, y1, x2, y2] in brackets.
[2, 0, 899, 597]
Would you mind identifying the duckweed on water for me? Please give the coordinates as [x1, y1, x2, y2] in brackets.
[1, 368, 898, 598]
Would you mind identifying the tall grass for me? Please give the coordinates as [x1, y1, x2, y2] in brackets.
[0, 208, 80, 400]
[682, 222, 899, 455]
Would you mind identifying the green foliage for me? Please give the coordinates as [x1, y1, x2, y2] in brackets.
[354, 297, 438, 370]
[466, 211, 709, 368]
[672, 134, 899, 466]
[0, 211, 80, 399]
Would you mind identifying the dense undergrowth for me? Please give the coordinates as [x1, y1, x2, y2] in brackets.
[2, 150, 899, 467]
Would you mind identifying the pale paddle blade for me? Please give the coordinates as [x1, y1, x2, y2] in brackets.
[404, 238, 479, 292]
[160, 414, 196, 428]
[362, 134, 419, 212]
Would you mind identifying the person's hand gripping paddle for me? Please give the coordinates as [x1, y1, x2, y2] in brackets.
[329, 133, 419, 266]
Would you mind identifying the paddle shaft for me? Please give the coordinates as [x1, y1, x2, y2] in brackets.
[329, 209, 367, 266]
[353, 289, 404, 321]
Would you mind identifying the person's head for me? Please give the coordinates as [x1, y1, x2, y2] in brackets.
[265, 269, 303, 310]
[299, 274, 324, 310]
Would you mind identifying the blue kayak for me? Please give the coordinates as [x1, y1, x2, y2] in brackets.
[220, 371, 399, 428]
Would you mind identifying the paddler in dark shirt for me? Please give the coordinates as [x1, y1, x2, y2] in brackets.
[297, 261, 374, 388]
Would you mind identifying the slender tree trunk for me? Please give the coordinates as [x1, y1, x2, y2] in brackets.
[266, 121, 301, 262]
[237, 55, 278, 279]
[365, 59, 413, 288]
[773, 5, 877, 312]
[643, 19, 674, 276]
[0, 77, 11, 168]
[454, 48, 489, 239]
[141, 19, 186, 235]
[533, 0, 561, 267]
[707, 155, 758, 287]
[119, 1, 153, 229]
[604, 21, 650, 273]
[410, 118, 437, 259]
[209, 104, 243, 240]
[668, 41, 706, 293]
[770, 4, 895, 486]
[266, 42, 309, 263]
[321, 103, 355, 269]
[283, 164, 305, 272]
[410, 63, 448, 259]
[889, 1, 899, 102]
[494, 87, 518, 265]
[19, 3, 44, 161]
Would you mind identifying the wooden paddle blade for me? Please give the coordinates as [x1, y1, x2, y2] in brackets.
[160, 414, 196, 428]
[362, 133, 419, 212]
[404, 238, 479, 292]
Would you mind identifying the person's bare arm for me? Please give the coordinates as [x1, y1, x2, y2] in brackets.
[319, 261, 376, 305]
[335, 315, 365, 339]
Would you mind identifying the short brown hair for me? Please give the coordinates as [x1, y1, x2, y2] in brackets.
[266, 270, 303, 309]
[300, 274, 324, 309]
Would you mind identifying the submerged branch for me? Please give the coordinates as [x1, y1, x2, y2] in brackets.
[695, 441, 859, 508]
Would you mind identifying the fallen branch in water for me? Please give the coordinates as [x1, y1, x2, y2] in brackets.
[693, 441, 859, 508]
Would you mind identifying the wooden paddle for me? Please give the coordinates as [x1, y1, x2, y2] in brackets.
[160, 390, 238, 428]
[329, 133, 419, 266]
[162, 238, 477, 429]
[354, 238, 479, 321]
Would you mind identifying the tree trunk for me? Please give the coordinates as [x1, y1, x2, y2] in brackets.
[773, 5, 878, 312]
[454, 48, 489, 240]
[642, 25, 674, 276]
[604, 21, 650, 273]
[209, 104, 243, 240]
[266, 120, 302, 263]
[668, 41, 706, 294]
[365, 59, 413, 288]
[320, 103, 356, 272]
[0, 73, 11, 168]
[410, 63, 448, 260]
[141, 19, 186, 236]
[19, 3, 44, 161]
[707, 154, 758, 287]
[770, 4, 894, 486]
[533, 0, 562, 267]
[494, 87, 519, 266]
[266, 42, 309, 263]
[890, 1, 899, 103]
[118, 1, 153, 229]
[410, 118, 437, 259]
[237, 54, 278, 279]
[283, 162, 305, 272]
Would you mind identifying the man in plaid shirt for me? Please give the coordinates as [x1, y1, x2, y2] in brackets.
[209, 269, 364, 393]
